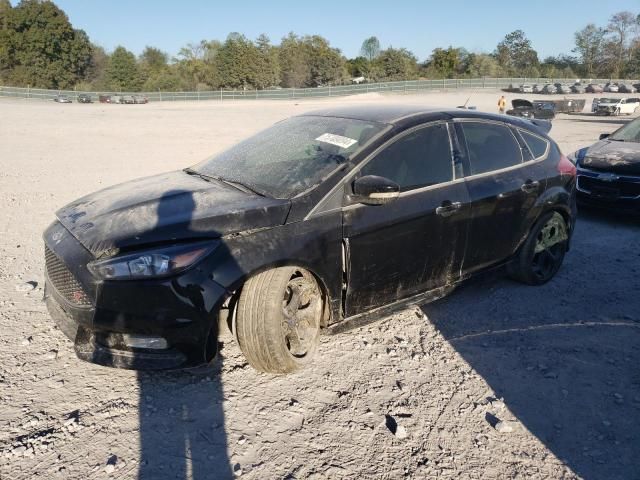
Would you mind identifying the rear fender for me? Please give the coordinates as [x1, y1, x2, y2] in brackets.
[514, 185, 575, 254]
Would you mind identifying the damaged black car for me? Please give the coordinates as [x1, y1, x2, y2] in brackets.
[506, 99, 556, 120]
[44, 106, 577, 373]
[571, 116, 640, 212]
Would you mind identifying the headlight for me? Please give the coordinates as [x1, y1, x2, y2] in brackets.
[88, 241, 217, 280]
[567, 147, 587, 165]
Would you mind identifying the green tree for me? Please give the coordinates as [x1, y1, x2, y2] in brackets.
[304, 35, 347, 86]
[464, 53, 502, 77]
[254, 34, 280, 88]
[217, 33, 260, 89]
[279, 33, 310, 87]
[573, 24, 606, 77]
[360, 36, 381, 61]
[140, 46, 168, 73]
[495, 30, 539, 74]
[606, 11, 637, 77]
[375, 47, 418, 81]
[426, 47, 461, 78]
[0, 0, 11, 82]
[174, 40, 219, 89]
[105, 46, 141, 91]
[4, 0, 92, 88]
[84, 44, 109, 89]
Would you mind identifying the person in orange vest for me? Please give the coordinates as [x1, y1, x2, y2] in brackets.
[498, 95, 507, 114]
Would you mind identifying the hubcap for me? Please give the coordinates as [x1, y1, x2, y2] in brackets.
[282, 271, 321, 357]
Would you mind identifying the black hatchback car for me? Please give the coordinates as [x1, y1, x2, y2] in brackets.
[571, 116, 640, 212]
[44, 106, 577, 373]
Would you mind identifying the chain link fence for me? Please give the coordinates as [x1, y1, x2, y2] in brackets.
[0, 78, 634, 102]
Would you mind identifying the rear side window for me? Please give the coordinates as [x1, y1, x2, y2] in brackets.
[520, 131, 549, 159]
[360, 123, 453, 192]
[461, 122, 523, 175]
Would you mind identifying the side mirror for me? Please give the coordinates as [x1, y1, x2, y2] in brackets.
[599, 133, 610, 140]
[352, 175, 400, 206]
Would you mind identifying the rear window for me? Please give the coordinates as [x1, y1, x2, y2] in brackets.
[461, 122, 523, 175]
[520, 131, 549, 158]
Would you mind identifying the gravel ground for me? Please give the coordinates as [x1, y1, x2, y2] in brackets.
[1, 91, 639, 479]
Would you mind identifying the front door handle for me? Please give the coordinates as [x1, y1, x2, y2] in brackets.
[521, 180, 540, 193]
[436, 201, 462, 217]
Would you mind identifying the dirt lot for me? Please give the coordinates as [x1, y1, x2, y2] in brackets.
[1, 91, 639, 480]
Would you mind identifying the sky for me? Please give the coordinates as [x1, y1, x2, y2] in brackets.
[27, 0, 640, 61]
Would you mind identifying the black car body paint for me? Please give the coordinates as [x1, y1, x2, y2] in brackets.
[43, 106, 576, 370]
[575, 139, 640, 212]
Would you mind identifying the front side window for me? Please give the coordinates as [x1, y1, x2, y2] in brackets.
[359, 123, 453, 192]
[461, 122, 523, 175]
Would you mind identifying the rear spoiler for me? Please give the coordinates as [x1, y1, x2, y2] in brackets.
[526, 118, 552, 134]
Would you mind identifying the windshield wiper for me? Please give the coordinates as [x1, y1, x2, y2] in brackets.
[221, 178, 265, 197]
[184, 168, 264, 196]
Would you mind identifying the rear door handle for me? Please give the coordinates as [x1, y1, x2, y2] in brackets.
[521, 180, 540, 193]
[436, 201, 462, 217]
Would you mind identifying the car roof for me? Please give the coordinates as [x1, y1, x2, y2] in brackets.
[299, 104, 543, 131]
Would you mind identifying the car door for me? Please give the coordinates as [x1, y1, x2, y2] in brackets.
[455, 120, 547, 274]
[342, 122, 471, 317]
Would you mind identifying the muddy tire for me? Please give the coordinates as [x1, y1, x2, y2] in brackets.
[235, 267, 322, 374]
[507, 212, 568, 286]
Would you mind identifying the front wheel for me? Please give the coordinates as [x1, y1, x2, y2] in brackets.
[235, 267, 323, 373]
[507, 212, 568, 285]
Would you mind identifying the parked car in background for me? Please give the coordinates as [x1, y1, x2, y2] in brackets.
[595, 98, 640, 116]
[619, 84, 637, 94]
[533, 84, 543, 94]
[43, 105, 576, 373]
[98, 95, 112, 103]
[506, 99, 556, 120]
[586, 84, 604, 93]
[571, 83, 586, 94]
[132, 95, 148, 104]
[604, 83, 619, 93]
[542, 84, 556, 94]
[77, 94, 93, 104]
[520, 84, 533, 93]
[556, 84, 572, 94]
[111, 95, 124, 104]
[53, 95, 72, 103]
[547, 99, 586, 114]
[122, 95, 135, 104]
[570, 116, 640, 213]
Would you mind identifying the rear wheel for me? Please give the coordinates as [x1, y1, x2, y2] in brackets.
[235, 267, 323, 373]
[507, 212, 568, 285]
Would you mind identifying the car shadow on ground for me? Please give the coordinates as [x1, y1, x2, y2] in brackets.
[422, 209, 640, 479]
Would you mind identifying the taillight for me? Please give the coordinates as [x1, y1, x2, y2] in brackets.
[557, 154, 576, 176]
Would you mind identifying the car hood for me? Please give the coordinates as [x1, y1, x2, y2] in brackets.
[56, 170, 291, 257]
[512, 99, 533, 109]
[579, 140, 640, 175]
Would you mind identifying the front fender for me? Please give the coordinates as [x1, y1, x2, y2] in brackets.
[200, 212, 344, 325]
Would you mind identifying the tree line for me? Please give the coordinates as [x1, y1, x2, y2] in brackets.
[1, 0, 639, 92]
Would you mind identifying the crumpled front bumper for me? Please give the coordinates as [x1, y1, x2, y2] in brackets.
[43, 221, 228, 370]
